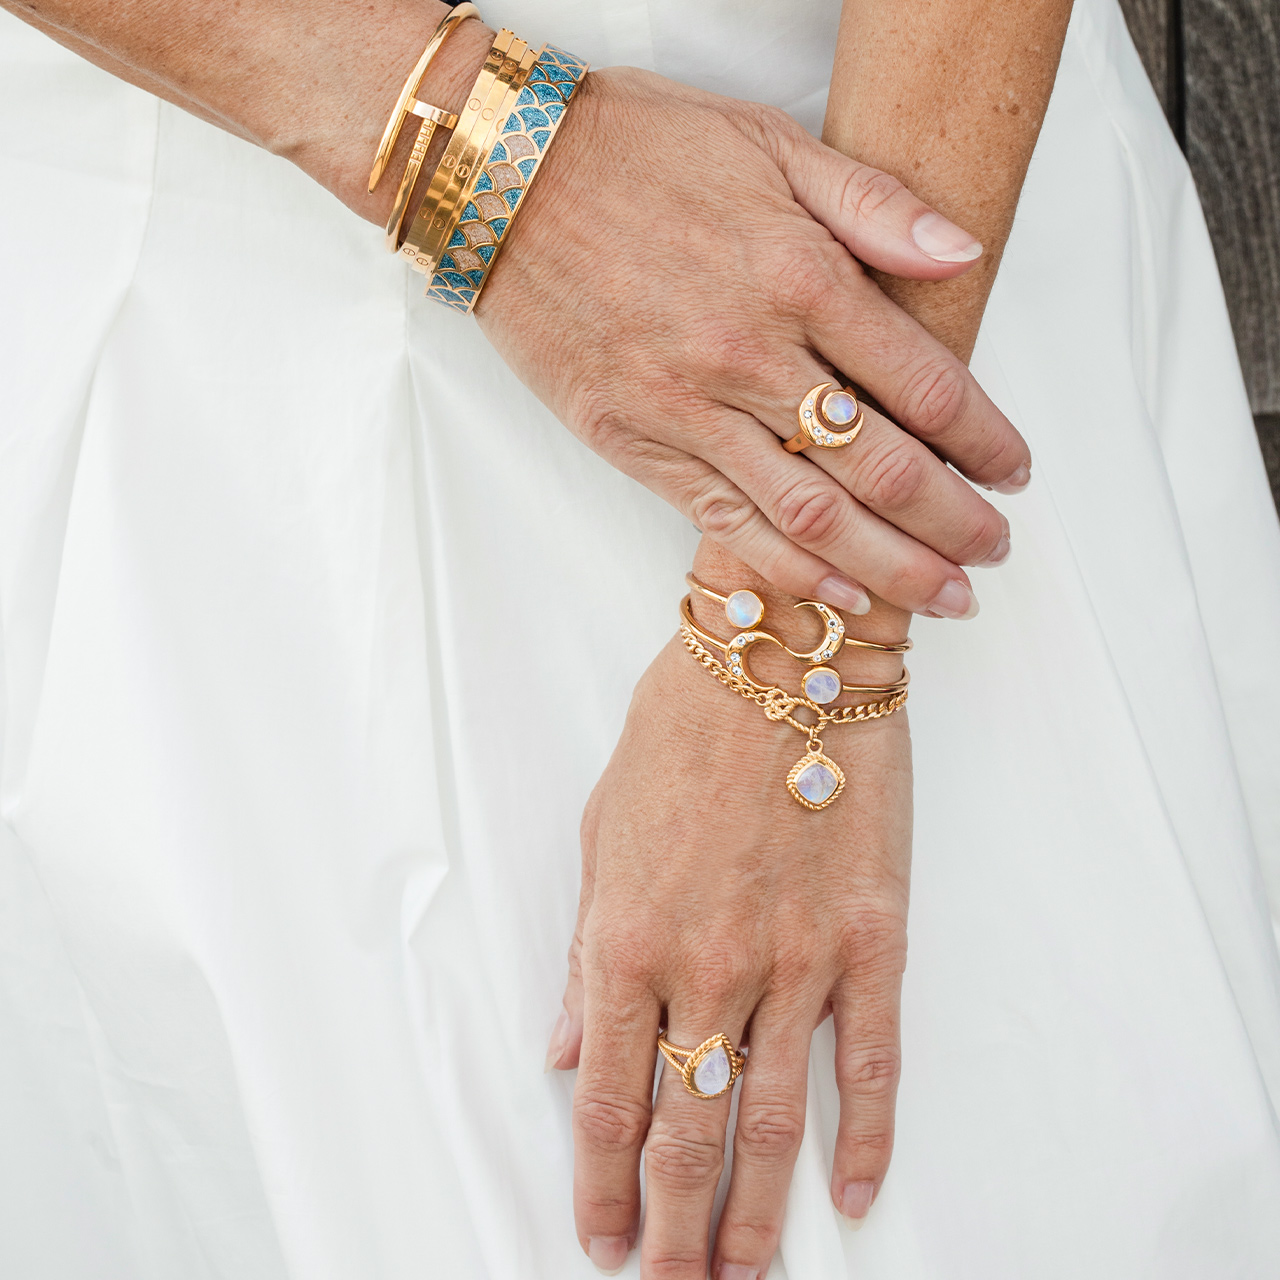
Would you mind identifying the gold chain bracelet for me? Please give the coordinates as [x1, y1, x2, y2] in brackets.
[679, 621, 907, 811]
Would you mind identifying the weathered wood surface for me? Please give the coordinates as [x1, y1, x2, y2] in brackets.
[1118, 0, 1173, 116]
[1119, 0, 1280, 504]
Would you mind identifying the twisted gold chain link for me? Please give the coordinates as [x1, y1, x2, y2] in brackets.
[679, 625, 908, 736]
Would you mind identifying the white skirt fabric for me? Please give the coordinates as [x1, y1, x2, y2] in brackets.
[2, 1, 1280, 1276]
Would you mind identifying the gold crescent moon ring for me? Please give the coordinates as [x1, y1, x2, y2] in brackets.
[783, 383, 865, 453]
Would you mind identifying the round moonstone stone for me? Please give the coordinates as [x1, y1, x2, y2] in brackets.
[822, 390, 858, 425]
[795, 761, 839, 805]
[802, 668, 842, 704]
[725, 590, 764, 629]
[693, 1046, 732, 1096]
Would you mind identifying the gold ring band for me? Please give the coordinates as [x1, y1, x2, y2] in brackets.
[657, 1033, 746, 1100]
[784, 382, 865, 453]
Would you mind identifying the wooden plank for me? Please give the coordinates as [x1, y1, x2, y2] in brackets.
[1117, 0, 1173, 116]
[1184, 0, 1280, 415]
[1257, 414, 1280, 510]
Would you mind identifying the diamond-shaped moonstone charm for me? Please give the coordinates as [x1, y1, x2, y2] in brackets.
[692, 1046, 733, 1097]
[802, 667, 842, 705]
[822, 390, 858, 425]
[725, 589, 764, 629]
[786, 751, 846, 809]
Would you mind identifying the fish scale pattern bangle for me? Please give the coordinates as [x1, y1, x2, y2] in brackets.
[425, 45, 588, 312]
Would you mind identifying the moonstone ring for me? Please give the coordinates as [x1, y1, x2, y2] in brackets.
[657, 1032, 747, 1100]
[783, 382, 865, 453]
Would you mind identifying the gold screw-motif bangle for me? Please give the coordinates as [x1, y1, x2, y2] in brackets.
[678, 586, 909, 811]
[400, 30, 537, 275]
[368, 2, 479, 197]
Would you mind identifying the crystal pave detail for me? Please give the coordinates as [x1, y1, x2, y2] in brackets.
[786, 751, 846, 809]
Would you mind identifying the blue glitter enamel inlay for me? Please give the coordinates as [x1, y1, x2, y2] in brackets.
[426, 45, 587, 313]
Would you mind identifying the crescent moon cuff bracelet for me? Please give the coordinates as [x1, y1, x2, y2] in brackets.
[783, 383, 865, 453]
[658, 1033, 746, 1100]
[679, 576, 910, 810]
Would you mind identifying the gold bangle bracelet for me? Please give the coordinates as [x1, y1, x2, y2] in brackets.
[684, 573, 913, 656]
[401, 31, 536, 275]
[679, 615, 908, 811]
[679, 597, 909, 701]
[368, 2, 480, 193]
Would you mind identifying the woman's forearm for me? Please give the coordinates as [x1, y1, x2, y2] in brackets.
[826, 0, 1074, 361]
[693, 0, 1072, 633]
[0, 0, 492, 223]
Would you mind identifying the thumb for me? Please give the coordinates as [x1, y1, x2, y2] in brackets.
[546, 812, 598, 1072]
[544, 938, 586, 1072]
[775, 130, 984, 279]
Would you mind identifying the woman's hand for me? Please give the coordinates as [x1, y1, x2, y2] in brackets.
[546, 621, 912, 1277]
[480, 65, 1028, 619]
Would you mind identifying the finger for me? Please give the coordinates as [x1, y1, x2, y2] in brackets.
[573, 950, 661, 1274]
[829, 918, 908, 1227]
[608, 433, 875, 615]
[547, 800, 603, 1072]
[728, 368, 1011, 570]
[805, 271, 1032, 493]
[546, 929, 586, 1072]
[703, 412, 982, 619]
[643, 1003, 752, 1279]
[748, 106, 986, 279]
[712, 1007, 816, 1279]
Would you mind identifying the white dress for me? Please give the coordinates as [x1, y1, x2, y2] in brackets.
[2, 0, 1279, 1275]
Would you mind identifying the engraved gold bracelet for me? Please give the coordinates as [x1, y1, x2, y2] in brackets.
[400, 29, 535, 275]
[369, 4, 478, 250]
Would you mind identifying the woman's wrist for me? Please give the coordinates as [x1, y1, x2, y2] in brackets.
[690, 537, 911, 690]
[267, 5, 495, 228]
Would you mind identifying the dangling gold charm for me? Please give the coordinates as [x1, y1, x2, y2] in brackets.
[786, 749, 845, 810]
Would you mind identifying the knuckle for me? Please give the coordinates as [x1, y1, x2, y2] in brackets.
[574, 1090, 651, 1153]
[774, 477, 844, 545]
[770, 245, 843, 317]
[644, 1129, 725, 1190]
[689, 321, 772, 385]
[857, 442, 928, 513]
[717, 1215, 782, 1256]
[571, 385, 634, 455]
[898, 358, 969, 439]
[842, 166, 908, 222]
[956, 512, 1008, 566]
[689, 478, 758, 542]
[837, 905, 908, 972]
[838, 1044, 902, 1095]
[646, 1253, 713, 1279]
[735, 1102, 806, 1163]
[689, 939, 754, 1006]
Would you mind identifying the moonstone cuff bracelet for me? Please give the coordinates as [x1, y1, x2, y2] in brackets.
[680, 576, 909, 810]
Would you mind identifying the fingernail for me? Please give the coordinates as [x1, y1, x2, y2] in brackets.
[588, 1236, 630, 1274]
[818, 576, 871, 615]
[717, 1265, 759, 1280]
[544, 1007, 570, 1073]
[911, 211, 983, 263]
[977, 532, 1011, 567]
[925, 579, 979, 620]
[837, 1179, 875, 1225]
[992, 463, 1031, 494]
